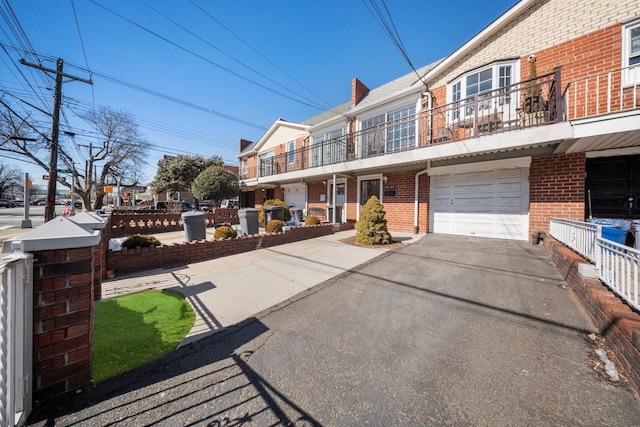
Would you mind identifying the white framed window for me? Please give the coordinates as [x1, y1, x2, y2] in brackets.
[241, 158, 247, 176]
[358, 105, 417, 156]
[447, 60, 518, 121]
[310, 127, 346, 167]
[623, 19, 640, 85]
[386, 105, 416, 152]
[286, 140, 295, 164]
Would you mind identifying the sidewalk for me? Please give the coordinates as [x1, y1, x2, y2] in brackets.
[103, 229, 422, 346]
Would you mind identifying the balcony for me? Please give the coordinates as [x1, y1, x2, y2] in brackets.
[256, 66, 639, 179]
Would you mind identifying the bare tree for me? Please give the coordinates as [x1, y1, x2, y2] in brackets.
[60, 106, 151, 210]
[0, 161, 22, 198]
[0, 98, 50, 172]
[1, 100, 151, 210]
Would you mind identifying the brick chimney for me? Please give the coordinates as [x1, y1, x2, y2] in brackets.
[351, 78, 369, 106]
[239, 138, 253, 152]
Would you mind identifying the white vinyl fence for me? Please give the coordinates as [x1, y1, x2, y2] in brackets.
[0, 251, 33, 427]
[549, 218, 640, 312]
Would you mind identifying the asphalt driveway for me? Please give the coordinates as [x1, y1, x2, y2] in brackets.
[31, 234, 640, 426]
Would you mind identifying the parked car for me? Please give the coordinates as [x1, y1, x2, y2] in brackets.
[65, 200, 83, 208]
[0, 199, 15, 208]
[154, 201, 194, 211]
[198, 202, 214, 212]
[220, 199, 240, 209]
[13, 200, 24, 207]
[33, 198, 46, 206]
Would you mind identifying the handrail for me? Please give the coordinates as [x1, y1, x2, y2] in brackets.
[549, 218, 640, 312]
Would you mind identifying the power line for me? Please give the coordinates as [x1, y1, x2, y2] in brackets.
[0, 42, 268, 131]
[70, 0, 96, 109]
[138, 0, 328, 111]
[362, 0, 428, 90]
[188, 0, 334, 111]
[89, 0, 328, 111]
[0, 0, 52, 109]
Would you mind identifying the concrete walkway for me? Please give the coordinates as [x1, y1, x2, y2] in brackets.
[31, 233, 640, 426]
[102, 229, 422, 346]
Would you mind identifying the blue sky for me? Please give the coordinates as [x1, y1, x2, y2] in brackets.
[1, 0, 517, 188]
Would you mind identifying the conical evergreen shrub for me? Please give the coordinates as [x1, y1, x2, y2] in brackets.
[355, 196, 392, 245]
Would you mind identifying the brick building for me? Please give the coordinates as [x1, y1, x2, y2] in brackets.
[238, 0, 640, 240]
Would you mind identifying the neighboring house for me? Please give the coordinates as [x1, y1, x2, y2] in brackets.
[238, 0, 640, 240]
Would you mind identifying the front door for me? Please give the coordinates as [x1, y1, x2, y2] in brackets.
[360, 179, 381, 207]
[329, 183, 346, 222]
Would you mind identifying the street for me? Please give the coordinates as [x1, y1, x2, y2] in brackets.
[0, 205, 69, 230]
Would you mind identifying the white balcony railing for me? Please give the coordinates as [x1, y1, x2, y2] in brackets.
[0, 251, 33, 427]
[565, 64, 640, 120]
[549, 218, 640, 312]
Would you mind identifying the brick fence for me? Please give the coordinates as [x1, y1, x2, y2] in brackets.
[106, 224, 336, 277]
[543, 236, 640, 394]
[107, 209, 241, 238]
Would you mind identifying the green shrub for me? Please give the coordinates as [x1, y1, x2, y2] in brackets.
[355, 196, 392, 245]
[266, 219, 284, 233]
[121, 234, 161, 249]
[258, 199, 291, 225]
[305, 215, 320, 226]
[214, 225, 237, 239]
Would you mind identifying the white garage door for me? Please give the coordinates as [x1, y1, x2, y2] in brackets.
[283, 184, 306, 210]
[431, 167, 529, 240]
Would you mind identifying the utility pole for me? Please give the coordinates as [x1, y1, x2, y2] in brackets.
[19, 58, 92, 221]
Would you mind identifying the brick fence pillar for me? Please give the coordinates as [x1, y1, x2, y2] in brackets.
[3, 217, 101, 403]
[68, 212, 107, 301]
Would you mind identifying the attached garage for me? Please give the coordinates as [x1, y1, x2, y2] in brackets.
[430, 161, 530, 240]
[283, 184, 307, 212]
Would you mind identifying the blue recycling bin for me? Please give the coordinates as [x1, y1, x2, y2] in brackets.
[587, 218, 631, 244]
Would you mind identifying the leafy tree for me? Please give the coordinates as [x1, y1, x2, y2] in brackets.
[152, 154, 223, 207]
[191, 165, 239, 207]
[355, 195, 392, 245]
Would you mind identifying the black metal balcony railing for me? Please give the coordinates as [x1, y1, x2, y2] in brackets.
[255, 66, 637, 178]
[257, 68, 563, 178]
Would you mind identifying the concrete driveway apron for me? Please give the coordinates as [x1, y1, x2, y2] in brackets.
[39, 234, 640, 426]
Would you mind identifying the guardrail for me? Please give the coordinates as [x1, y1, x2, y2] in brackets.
[565, 64, 640, 120]
[0, 250, 33, 427]
[549, 218, 600, 263]
[549, 218, 640, 312]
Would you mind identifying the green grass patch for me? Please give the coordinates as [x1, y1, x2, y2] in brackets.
[92, 289, 194, 383]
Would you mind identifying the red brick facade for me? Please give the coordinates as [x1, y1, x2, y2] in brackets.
[382, 170, 430, 233]
[238, 17, 635, 237]
[530, 153, 586, 233]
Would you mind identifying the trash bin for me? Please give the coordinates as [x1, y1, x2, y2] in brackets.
[531, 231, 542, 245]
[327, 206, 342, 223]
[587, 218, 631, 245]
[239, 208, 259, 236]
[182, 210, 207, 242]
[263, 205, 284, 223]
[290, 207, 303, 222]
